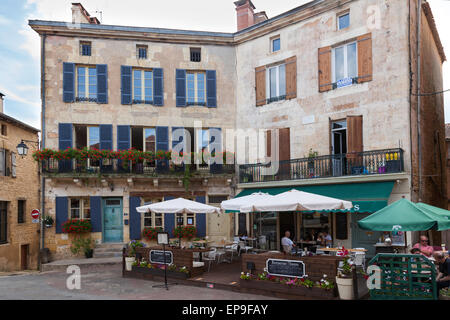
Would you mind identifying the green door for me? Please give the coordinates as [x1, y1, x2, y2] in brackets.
[103, 198, 123, 243]
[351, 213, 383, 258]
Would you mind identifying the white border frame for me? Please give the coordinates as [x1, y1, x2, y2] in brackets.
[266, 258, 307, 279]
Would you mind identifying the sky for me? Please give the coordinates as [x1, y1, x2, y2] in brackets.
[0, 0, 449, 130]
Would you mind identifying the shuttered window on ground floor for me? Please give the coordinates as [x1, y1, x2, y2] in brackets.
[0, 202, 7, 244]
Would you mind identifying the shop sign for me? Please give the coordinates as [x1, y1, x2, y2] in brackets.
[149, 250, 173, 265]
[266, 259, 305, 278]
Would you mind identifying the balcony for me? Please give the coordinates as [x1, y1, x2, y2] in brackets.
[42, 159, 235, 177]
[238, 148, 404, 184]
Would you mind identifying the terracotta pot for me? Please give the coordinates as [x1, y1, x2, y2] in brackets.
[336, 276, 354, 300]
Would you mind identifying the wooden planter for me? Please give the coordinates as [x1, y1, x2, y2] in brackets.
[131, 266, 190, 279]
[239, 279, 336, 299]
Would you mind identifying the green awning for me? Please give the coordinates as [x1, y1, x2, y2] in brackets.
[234, 181, 395, 213]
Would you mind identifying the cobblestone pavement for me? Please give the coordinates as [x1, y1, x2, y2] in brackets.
[0, 265, 276, 300]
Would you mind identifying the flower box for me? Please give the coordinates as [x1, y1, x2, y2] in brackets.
[239, 279, 336, 299]
[131, 266, 190, 279]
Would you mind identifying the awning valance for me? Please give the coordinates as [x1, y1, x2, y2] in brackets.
[234, 181, 395, 213]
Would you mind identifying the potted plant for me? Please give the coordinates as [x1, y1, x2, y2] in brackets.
[440, 288, 450, 301]
[306, 149, 318, 176]
[335, 247, 355, 300]
[43, 215, 54, 228]
[70, 237, 95, 259]
[125, 240, 145, 271]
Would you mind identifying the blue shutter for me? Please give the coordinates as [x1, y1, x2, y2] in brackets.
[121, 66, 132, 105]
[90, 197, 102, 233]
[129, 196, 141, 240]
[164, 196, 175, 238]
[172, 127, 185, 168]
[153, 68, 164, 106]
[195, 196, 207, 238]
[100, 125, 113, 150]
[156, 126, 169, 172]
[206, 70, 217, 108]
[55, 197, 68, 234]
[58, 123, 73, 172]
[209, 128, 222, 173]
[63, 62, 75, 103]
[176, 69, 186, 107]
[96, 64, 108, 104]
[117, 125, 130, 151]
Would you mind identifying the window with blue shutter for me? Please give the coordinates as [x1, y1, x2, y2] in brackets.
[99, 125, 113, 150]
[55, 197, 68, 234]
[156, 126, 169, 172]
[176, 69, 187, 107]
[172, 127, 186, 168]
[153, 68, 164, 106]
[117, 126, 130, 151]
[58, 123, 73, 172]
[206, 70, 217, 108]
[129, 196, 141, 240]
[96, 64, 108, 104]
[195, 196, 207, 238]
[164, 196, 175, 237]
[90, 197, 102, 233]
[121, 66, 132, 105]
[63, 63, 75, 103]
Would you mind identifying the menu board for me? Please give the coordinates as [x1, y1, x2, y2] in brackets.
[391, 231, 406, 246]
[149, 250, 173, 265]
[266, 259, 305, 278]
[335, 213, 348, 240]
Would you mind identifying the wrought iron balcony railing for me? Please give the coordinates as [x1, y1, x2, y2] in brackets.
[42, 158, 235, 176]
[238, 148, 404, 184]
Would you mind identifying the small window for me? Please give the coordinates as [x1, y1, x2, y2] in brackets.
[137, 46, 147, 59]
[338, 13, 350, 30]
[80, 42, 92, 56]
[333, 42, 357, 87]
[186, 72, 206, 106]
[272, 38, 281, 52]
[0, 124, 6, 136]
[69, 198, 91, 220]
[142, 198, 163, 228]
[18, 200, 25, 224]
[0, 201, 7, 244]
[190, 48, 201, 62]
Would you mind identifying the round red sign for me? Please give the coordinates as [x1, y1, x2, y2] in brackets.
[31, 209, 40, 219]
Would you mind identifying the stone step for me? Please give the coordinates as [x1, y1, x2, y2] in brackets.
[93, 251, 123, 258]
[41, 257, 122, 272]
[95, 243, 125, 250]
[94, 247, 123, 253]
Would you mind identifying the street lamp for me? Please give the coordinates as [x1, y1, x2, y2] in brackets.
[16, 140, 29, 157]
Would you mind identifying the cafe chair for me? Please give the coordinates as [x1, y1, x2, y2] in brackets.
[203, 250, 217, 272]
[193, 252, 200, 262]
[215, 248, 227, 264]
[225, 243, 239, 262]
[238, 241, 253, 255]
[258, 236, 267, 250]
[233, 237, 240, 243]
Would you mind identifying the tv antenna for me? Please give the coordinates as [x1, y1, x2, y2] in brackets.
[95, 10, 103, 23]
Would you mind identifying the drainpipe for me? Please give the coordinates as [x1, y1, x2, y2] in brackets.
[416, 0, 422, 202]
[39, 33, 46, 271]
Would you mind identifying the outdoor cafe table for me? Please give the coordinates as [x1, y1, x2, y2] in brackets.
[320, 248, 368, 253]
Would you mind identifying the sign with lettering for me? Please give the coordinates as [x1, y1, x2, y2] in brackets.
[149, 250, 173, 265]
[336, 77, 353, 88]
[266, 259, 306, 278]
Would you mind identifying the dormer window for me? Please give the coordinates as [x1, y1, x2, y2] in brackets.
[80, 41, 91, 56]
[338, 12, 350, 30]
[137, 45, 148, 59]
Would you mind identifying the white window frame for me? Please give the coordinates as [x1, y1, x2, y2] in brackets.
[337, 12, 350, 30]
[143, 127, 157, 168]
[186, 71, 206, 106]
[196, 128, 210, 170]
[331, 41, 358, 84]
[271, 37, 281, 53]
[76, 65, 97, 100]
[176, 212, 196, 227]
[142, 198, 164, 229]
[132, 69, 154, 103]
[69, 198, 91, 220]
[265, 64, 286, 101]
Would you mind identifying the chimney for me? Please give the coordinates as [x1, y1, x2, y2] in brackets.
[0, 93, 4, 114]
[253, 11, 268, 25]
[71, 3, 100, 24]
[234, 0, 256, 31]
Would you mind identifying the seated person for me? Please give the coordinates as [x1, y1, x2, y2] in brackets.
[434, 252, 450, 291]
[316, 232, 324, 246]
[323, 231, 332, 247]
[282, 230, 296, 254]
[410, 248, 421, 254]
[413, 235, 434, 257]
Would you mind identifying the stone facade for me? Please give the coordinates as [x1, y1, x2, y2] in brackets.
[0, 110, 40, 271]
[29, 0, 446, 258]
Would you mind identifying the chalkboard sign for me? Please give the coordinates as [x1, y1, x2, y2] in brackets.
[266, 259, 306, 278]
[149, 250, 173, 265]
[335, 213, 348, 240]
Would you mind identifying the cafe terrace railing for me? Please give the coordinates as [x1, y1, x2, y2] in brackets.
[239, 148, 404, 183]
[41, 159, 235, 176]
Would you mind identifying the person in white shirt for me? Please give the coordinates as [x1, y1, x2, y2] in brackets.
[282, 230, 296, 253]
[323, 230, 332, 247]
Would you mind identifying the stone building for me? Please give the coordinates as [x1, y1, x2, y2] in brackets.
[0, 94, 40, 271]
[29, 0, 446, 259]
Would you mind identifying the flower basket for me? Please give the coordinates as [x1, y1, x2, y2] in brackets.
[62, 219, 92, 234]
[173, 226, 197, 239]
[142, 227, 163, 241]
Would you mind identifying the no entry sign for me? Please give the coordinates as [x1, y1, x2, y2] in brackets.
[31, 209, 40, 219]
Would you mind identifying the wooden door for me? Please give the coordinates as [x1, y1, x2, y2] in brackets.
[347, 116, 363, 172]
[279, 128, 291, 179]
[21, 244, 28, 270]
